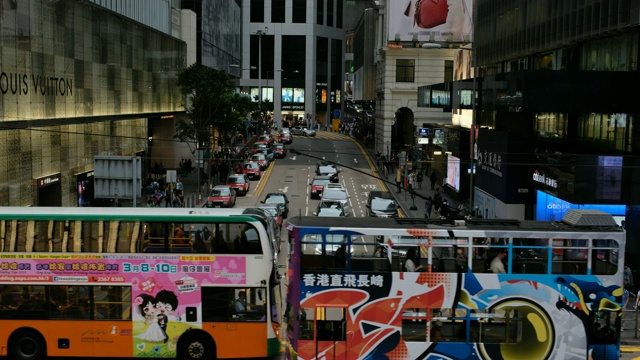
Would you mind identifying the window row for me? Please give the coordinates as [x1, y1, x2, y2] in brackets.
[300, 234, 619, 275]
[0, 220, 264, 254]
[0, 285, 270, 323]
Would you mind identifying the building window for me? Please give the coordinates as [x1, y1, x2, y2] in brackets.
[272, 0, 285, 23]
[577, 113, 630, 152]
[336, 0, 343, 29]
[396, 59, 415, 83]
[292, 0, 306, 23]
[534, 113, 567, 140]
[250, 0, 264, 23]
[327, 0, 334, 27]
[316, 0, 324, 25]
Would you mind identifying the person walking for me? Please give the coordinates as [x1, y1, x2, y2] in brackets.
[395, 168, 403, 193]
[425, 197, 433, 218]
[417, 171, 424, 189]
[408, 171, 416, 192]
[429, 171, 438, 190]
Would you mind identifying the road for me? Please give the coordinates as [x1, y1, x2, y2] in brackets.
[13, 131, 640, 359]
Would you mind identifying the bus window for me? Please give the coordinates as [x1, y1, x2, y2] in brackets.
[592, 239, 618, 275]
[513, 238, 548, 274]
[299, 308, 314, 340]
[48, 285, 91, 320]
[94, 286, 132, 320]
[202, 287, 267, 322]
[552, 239, 588, 274]
[402, 306, 427, 342]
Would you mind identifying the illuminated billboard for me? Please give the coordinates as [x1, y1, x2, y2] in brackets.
[388, 0, 473, 43]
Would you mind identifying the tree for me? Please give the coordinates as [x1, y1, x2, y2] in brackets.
[175, 63, 254, 154]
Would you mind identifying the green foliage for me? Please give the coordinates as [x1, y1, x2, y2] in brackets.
[175, 63, 254, 151]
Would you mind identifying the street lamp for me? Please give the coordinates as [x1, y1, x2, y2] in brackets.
[267, 69, 283, 129]
[255, 28, 267, 133]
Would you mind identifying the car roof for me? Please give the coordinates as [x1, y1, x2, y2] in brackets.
[312, 175, 332, 181]
[324, 183, 345, 189]
[213, 185, 232, 190]
[369, 191, 394, 200]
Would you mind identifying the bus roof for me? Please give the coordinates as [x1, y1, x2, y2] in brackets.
[285, 213, 624, 233]
[0, 207, 260, 222]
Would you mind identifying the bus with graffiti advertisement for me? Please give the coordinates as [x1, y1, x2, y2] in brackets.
[284, 210, 624, 360]
[0, 207, 281, 360]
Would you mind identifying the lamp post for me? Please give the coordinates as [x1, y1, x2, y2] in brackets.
[267, 69, 283, 130]
[255, 28, 267, 133]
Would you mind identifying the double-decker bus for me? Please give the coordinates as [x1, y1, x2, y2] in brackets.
[0, 207, 281, 360]
[284, 210, 624, 360]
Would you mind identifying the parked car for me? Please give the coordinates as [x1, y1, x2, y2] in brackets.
[249, 142, 269, 155]
[254, 146, 274, 161]
[242, 161, 261, 180]
[258, 204, 283, 229]
[314, 200, 346, 217]
[261, 193, 290, 218]
[316, 161, 339, 183]
[250, 153, 269, 170]
[226, 174, 250, 196]
[366, 191, 399, 217]
[321, 184, 350, 215]
[278, 132, 292, 144]
[257, 134, 275, 146]
[272, 143, 287, 158]
[291, 126, 316, 137]
[206, 185, 236, 208]
[309, 175, 332, 199]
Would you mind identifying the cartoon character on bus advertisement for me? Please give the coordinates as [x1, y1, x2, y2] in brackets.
[132, 275, 202, 358]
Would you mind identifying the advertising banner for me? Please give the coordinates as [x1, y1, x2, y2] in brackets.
[388, 0, 473, 43]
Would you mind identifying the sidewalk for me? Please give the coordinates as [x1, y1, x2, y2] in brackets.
[365, 148, 460, 219]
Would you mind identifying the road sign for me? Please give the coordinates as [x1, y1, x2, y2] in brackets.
[418, 128, 429, 137]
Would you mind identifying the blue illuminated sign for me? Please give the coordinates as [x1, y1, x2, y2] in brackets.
[535, 190, 626, 221]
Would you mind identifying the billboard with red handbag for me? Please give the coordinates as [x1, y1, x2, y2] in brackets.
[390, 0, 473, 43]
[414, 0, 449, 28]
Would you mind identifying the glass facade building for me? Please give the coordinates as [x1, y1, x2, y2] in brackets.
[0, 0, 185, 206]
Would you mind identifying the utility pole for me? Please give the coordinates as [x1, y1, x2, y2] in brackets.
[255, 28, 267, 133]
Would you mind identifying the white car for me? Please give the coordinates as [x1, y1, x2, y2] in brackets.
[291, 126, 316, 137]
[321, 184, 351, 216]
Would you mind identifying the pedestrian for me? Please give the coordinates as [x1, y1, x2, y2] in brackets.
[425, 197, 433, 218]
[175, 179, 184, 196]
[408, 171, 416, 192]
[624, 265, 634, 290]
[417, 171, 424, 189]
[395, 168, 403, 193]
[429, 171, 437, 190]
[433, 188, 443, 206]
[438, 199, 449, 218]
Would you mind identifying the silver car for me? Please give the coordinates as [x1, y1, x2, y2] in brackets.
[321, 184, 351, 216]
[291, 126, 316, 137]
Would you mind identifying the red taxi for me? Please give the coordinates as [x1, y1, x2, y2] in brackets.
[226, 174, 250, 196]
[206, 185, 236, 208]
[257, 134, 275, 146]
[309, 175, 331, 199]
[242, 161, 261, 180]
[278, 132, 292, 144]
[272, 143, 287, 158]
[249, 141, 269, 155]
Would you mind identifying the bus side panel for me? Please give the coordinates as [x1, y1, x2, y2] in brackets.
[205, 322, 267, 358]
[0, 320, 132, 358]
[294, 272, 616, 360]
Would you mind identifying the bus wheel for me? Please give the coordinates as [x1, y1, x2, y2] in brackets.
[9, 329, 46, 360]
[178, 333, 215, 360]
